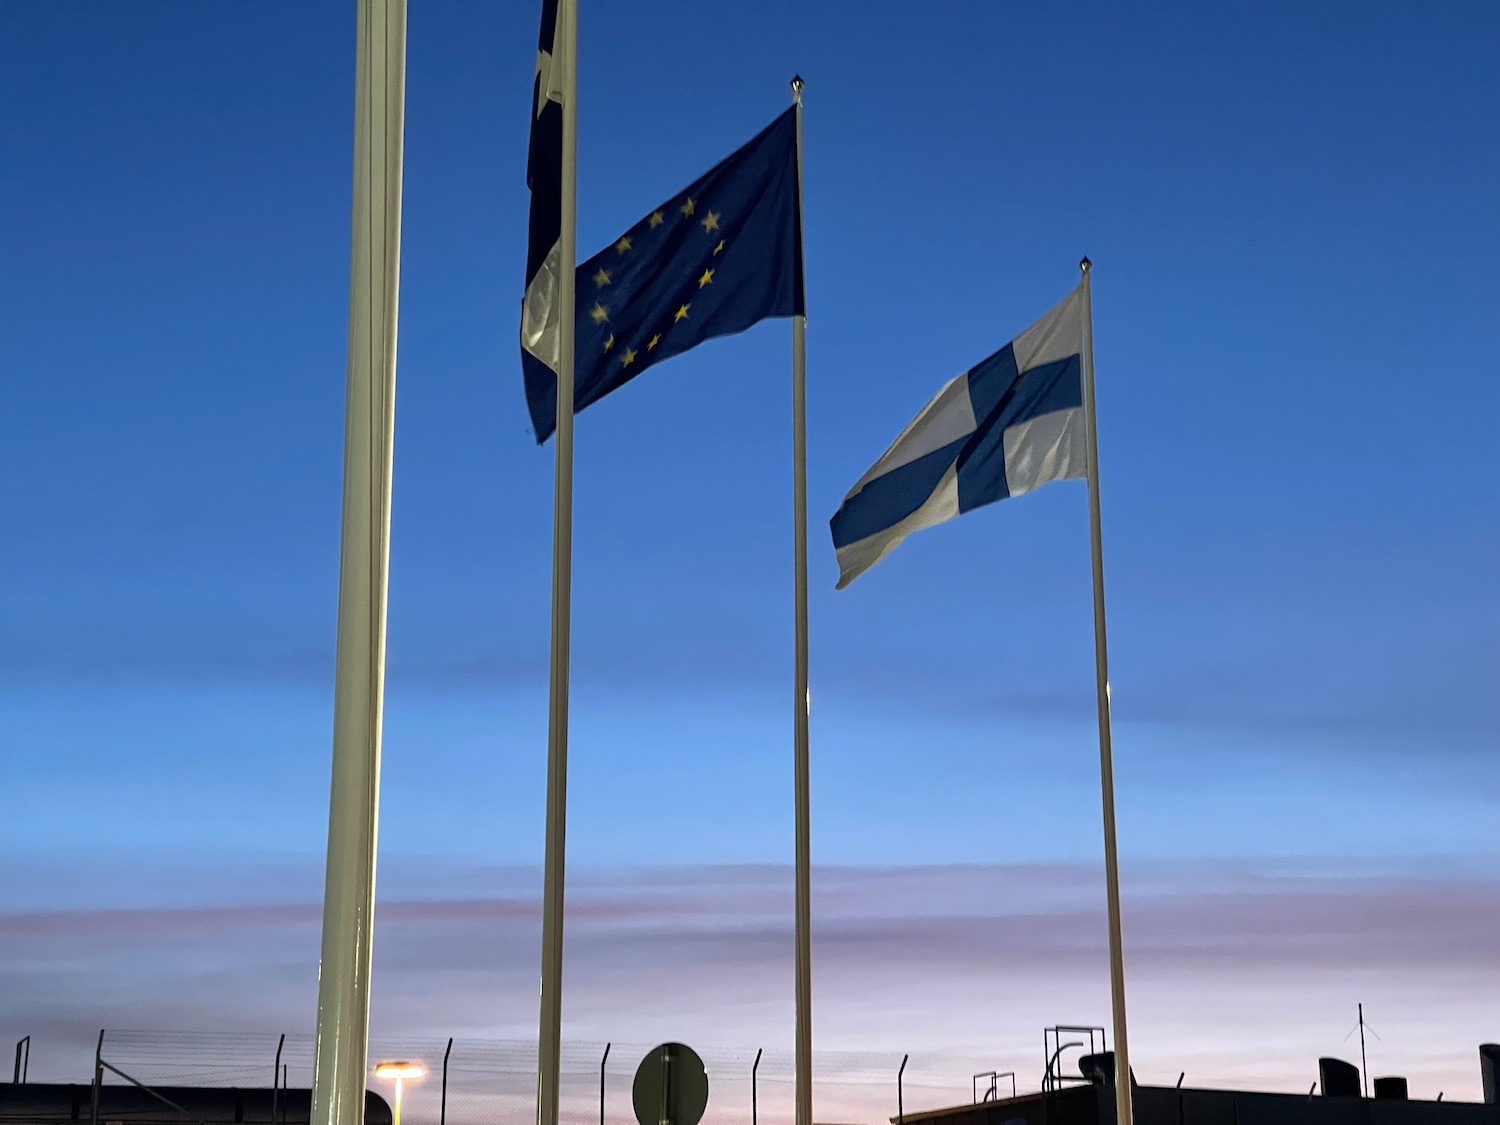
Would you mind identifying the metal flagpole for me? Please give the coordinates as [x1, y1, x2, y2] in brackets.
[537, 0, 579, 1122]
[789, 75, 814, 1125]
[1079, 257, 1134, 1125]
[310, 1, 406, 1124]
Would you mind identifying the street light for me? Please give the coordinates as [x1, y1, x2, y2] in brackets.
[374, 1061, 425, 1125]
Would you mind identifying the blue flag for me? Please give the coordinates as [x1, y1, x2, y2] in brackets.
[520, 0, 565, 392]
[830, 285, 1087, 587]
[524, 108, 804, 443]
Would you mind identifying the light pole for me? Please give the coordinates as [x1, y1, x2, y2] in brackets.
[374, 1061, 425, 1125]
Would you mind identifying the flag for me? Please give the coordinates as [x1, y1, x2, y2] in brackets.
[521, 0, 565, 387]
[830, 284, 1086, 588]
[524, 108, 804, 443]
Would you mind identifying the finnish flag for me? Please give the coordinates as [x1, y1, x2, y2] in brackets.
[831, 285, 1087, 588]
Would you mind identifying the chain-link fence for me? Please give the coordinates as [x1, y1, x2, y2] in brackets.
[89, 1030, 1018, 1125]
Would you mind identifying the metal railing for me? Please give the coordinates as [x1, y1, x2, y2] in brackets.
[972, 1071, 1015, 1103]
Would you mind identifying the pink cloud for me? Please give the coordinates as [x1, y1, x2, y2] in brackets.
[3, 860, 1496, 1123]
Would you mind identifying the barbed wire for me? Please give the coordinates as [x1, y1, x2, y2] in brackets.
[87, 1028, 1018, 1125]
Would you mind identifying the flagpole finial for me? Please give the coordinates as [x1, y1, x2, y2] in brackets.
[790, 75, 804, 97]
[1080, 256, 1092, 274]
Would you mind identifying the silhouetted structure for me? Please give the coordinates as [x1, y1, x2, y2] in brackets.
[896, 1045, 1500, 1125]
[0, 1085, 391, 1125]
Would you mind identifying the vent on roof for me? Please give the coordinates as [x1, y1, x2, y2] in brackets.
[1319, 1058, 1361, 1098]
[1079, 1053, 1114, 1086]
[1481, 1044, 1499, 1105]
[1373, 1077, 1407, 1101]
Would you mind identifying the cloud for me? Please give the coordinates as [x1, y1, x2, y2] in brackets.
[9, 571, 1493, 758]
[3, 857, 1497, 1123]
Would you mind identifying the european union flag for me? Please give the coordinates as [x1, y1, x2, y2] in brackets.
[524, 108, 804, 443]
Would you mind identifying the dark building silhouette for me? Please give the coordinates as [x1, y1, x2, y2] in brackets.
[0, 1085, 392, 1125]
[896, 1045, 1500, 1125]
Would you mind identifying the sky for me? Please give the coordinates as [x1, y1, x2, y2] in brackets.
[1, 0, 1498, 1118]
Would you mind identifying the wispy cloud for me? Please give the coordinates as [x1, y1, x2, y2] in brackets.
[3, 858, 1496, 1119]
[7, 580, 1494, 751]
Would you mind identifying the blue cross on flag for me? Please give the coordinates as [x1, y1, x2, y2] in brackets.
[830, 285, 1088, 587]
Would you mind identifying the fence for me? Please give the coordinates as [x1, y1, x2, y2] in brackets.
[72, 1030, 1028, 1125]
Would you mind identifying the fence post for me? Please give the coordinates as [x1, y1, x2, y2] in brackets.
[441, 1039, 453, 1125]
[599, 1043, 611, 1125]
[90, 1031, 104, 1125]
[898, 1055, 909, 1125]
[752, 1049, 763, 1125]
[272, 1035, 285, 1125]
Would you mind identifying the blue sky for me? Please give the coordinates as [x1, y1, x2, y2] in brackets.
[2, 0, 1498, 1109]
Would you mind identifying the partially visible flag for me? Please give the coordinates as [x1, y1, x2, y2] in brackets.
[830, 285, 1087, 588]
[524, 108, 804, 443]
[521, 0, 566, 386]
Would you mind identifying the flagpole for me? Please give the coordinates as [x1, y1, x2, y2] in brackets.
[536, 0, 579, 1121]
[1079, 257, 1134, 1125]
[789, 74, 814, 1125]
[310, 1, 406, 1124]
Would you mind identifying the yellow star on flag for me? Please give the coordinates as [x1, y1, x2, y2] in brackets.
[674, 304, 690, 322]
[647, 334, 660, 350]
[621, 347, 638, 368]
[701, 210, 720, 233]
[713, 240, 725, 255]
[647, 211, 664, 228]
[604, 333, 615, 351]
[615, 235, 632, 253]
[593, 268, 611, 288]
[590, 303, 609, 324]
[680, 198, 696, 217]
[698, 269, 714, 288]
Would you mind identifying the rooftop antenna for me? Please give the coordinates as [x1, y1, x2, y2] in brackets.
[1342, 1003, 1381, 1097]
